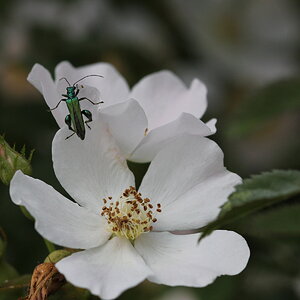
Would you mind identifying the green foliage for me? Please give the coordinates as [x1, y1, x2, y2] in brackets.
[0, 230, 20, 300]
[0, 230, 5, 260]
[0, 275, 30, 300]
[45, 249, 73, 264]
[0, 229, 18, 282]
[227, 78, 300, 137]
[197, 276, 239, 300]
[0, 261, 19, 283]
[48, 283, 90, 300]
[127, 161, 150, 189]
[199, 170, 300, 240]
[0, 135, 34, 185]
[20, 206, 34, 221]
[238, 204, 300, 238]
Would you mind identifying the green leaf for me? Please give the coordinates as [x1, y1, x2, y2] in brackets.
[0, 229, 19, 285]
[199, 170, 300, 240]
[0, 275, 30, 290]
[0, 261, 18, 283]
[0, 275, 30, 300]
[227, 78, 300, 138]
[238, 204, 300, 238]
[0, 229, 18, 282]
[197, 276, 240, 300]
[0, 259, 21, 300]
[20, 205, 34, 221]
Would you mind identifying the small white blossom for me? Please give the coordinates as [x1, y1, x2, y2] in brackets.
[169, 0, 299, 85]
[27, 61, 216, 162]
[10, 119, 249, 300]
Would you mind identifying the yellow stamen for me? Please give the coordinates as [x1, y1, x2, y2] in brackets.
[101, 186, 161, 240]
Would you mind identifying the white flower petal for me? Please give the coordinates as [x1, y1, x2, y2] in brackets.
[130, 113, 213, 163]
[206, 118, 217, 134]
[139, 136, 241, 231]
[27, 64, 66, 128]
[100, 99, 148, 158]
[162, 171, 241, 231]
[130, 72, 207, 130]
[57, 237, 152, 300]
[135, 231, 249, 287]
[9, 171, 109, 249]
[52, 119, 135, 212]
[55, 61, 130, 107]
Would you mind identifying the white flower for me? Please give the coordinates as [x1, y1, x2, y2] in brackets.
[27, 61, 216, 162]
[10, 119, 249, 300]
[169, 0, 299, 85]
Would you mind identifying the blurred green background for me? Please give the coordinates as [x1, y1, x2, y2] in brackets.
[0, 0, 300, 299]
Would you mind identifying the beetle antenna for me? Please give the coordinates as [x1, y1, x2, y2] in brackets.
[72, 75, 104, 86]
[59, 77, 71, 87]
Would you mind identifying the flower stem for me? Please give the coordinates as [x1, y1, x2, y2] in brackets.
[44, 239, 56, 253]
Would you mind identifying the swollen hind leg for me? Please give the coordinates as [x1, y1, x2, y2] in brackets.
[82, 110, 92, 129]
[65, 114, 73, 131]
[65, 114, 75, 139]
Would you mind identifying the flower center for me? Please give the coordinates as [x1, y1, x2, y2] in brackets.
[101, 186, 161, 240]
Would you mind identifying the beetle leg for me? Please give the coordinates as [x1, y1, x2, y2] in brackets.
[82, 110, 92, 130]
[78, 97, 104, 105]
[65, 115, 75, 140]
[64, 114, 76, 140]
[65, 114, 73, 131]
[65, 132, 75, 140]
[49, 99, 66, 111]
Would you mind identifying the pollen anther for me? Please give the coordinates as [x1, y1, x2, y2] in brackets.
[101, 187, 161, 240]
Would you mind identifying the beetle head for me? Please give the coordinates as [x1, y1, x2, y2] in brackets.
[66, 86, 76, 97]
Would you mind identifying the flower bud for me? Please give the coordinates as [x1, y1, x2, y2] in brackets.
[44, 249, 73, 264]
[26, 263, 65, 299]
[0, 135, 34, 185]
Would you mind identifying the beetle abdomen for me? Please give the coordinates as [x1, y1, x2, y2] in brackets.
[67, 98, 85, 140]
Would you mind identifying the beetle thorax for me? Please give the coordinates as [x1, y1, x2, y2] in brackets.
[66, 87, 76, 98]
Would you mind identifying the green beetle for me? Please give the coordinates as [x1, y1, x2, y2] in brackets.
[50, 75, 103, 140]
